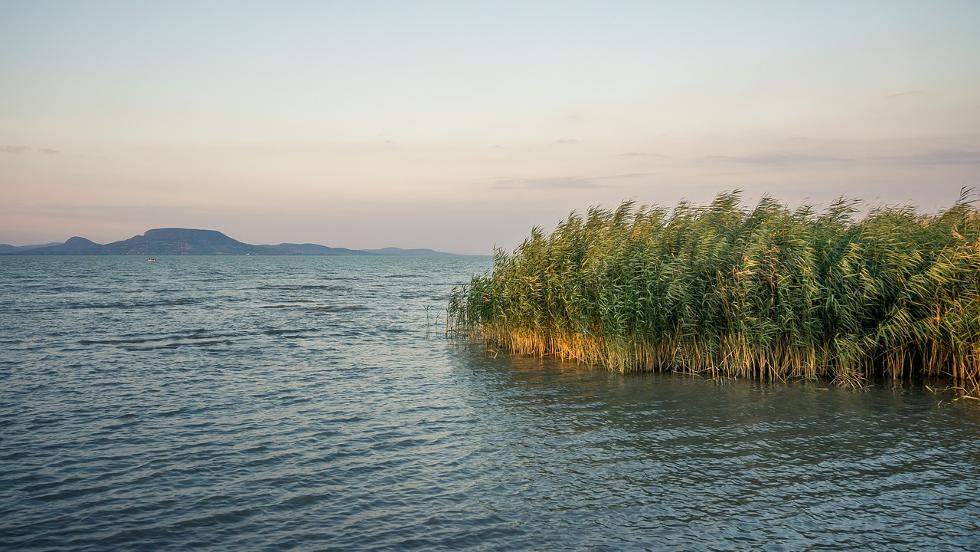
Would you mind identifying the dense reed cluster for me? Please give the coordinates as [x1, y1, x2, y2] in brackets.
[449, 191, 980, 388]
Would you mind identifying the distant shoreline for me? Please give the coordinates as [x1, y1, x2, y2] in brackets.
[0, 227, 471, 257]
[0, 253, 487, 257]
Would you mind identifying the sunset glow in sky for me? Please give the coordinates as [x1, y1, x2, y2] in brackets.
[2, 1, 979, 253]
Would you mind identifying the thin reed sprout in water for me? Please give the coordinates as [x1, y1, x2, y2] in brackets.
[448, 190, 980, 391]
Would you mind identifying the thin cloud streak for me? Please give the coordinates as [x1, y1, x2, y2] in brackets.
[617, 152, 671, 159]
[879, 151, 980, 166]
[704, 153, 852, 166]
[2, 145, 59, 155]
[702, 150, 980, 168]
[882, 90, 923, 98]
[493, 172, 649, 190]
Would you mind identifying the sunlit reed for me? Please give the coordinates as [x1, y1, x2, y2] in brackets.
[449, 191, 980, 390]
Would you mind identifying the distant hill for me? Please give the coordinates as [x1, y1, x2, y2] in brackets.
[362, 247, 457, 257]
[271, 243, 366, 256]
[0, 242, 61, 253]
[1, 228, 462, 256]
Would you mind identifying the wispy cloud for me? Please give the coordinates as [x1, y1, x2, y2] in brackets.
[882, 90, 923, 99]
[494, 177, 599, 190]
[2, 145, 60, 155]
[608, 172, 648, 179]
[553, 138, 579, 145]
[879, 151, 980, 166]
[703, 148, 980, 168]
[617, 152, 670, 159]
[705, 153, 851, 166]
[493, 172, 648, 190]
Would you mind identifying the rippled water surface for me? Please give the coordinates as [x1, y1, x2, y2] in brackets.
[1, 256, 978, 551]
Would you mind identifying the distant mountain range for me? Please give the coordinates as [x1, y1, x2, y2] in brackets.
[0, 228, 462, 256]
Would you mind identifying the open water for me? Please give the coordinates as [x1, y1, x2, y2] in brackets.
[0, 256, 977, 550]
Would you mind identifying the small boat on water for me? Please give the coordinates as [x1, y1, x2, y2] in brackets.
[146, 257, 157, 263]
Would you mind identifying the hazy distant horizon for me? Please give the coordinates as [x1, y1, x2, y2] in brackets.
[2, 1, 979, 254]
[0, 225, 482, 255]
[0, 189, 976, 255]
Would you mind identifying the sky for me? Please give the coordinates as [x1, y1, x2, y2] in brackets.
[1, 1, 978, 254]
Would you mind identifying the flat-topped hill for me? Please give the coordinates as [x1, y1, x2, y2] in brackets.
[1, 228, 460, 256]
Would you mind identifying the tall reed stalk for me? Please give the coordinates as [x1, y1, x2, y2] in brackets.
[449, 191, 980, 390]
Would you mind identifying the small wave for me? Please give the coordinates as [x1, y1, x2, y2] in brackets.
[80, 330, 240, 346]
[274, 490, 337, 510]
[64, 297, 200, 310]
[263, 328, 318, 336]
[122, 339, 235, 351]
[255, 284, 350, 291]
[310, 305, 369, 312]
[80, 336, 163, 345]
[36, 285, 91, 293]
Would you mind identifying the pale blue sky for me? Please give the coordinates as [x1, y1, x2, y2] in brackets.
[2, 1, 978, 253]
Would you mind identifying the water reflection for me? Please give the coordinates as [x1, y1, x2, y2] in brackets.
[447, 343, 980, 549]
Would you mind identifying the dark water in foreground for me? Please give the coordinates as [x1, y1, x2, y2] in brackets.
[1, 256, 978, 551]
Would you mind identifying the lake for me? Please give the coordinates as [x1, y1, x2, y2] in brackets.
[1, 256, 977, 550]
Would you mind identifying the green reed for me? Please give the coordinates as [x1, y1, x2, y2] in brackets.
[449, 191, 980, 389]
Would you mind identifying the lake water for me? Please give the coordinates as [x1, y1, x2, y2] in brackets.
[1, 256, 978, 550]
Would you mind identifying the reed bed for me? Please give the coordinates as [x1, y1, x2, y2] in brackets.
[449, 191, 980, 390]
